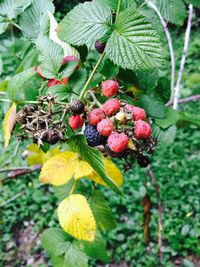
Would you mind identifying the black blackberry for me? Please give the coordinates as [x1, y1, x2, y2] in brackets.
[84, 124, 100, 147]
[42, 128, 61, 145]
[95, 40, 106, 54]
[71, 100, 85, 115]
[137, 155, 150, 168]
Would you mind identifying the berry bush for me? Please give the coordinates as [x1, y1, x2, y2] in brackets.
[0, 0, 200, 266]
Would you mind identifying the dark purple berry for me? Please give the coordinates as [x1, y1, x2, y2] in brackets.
[95, 41, 106, 54]
[84, 124, 100, 147]
[71, 100, 85, 115]
[137, 155, 150, 168]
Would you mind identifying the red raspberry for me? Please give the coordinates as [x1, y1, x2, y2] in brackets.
[103, 99, 120, 116]
[88, 108, 105, 126]
[63, 77, 69, 86]
[69, 115, 84, 130]
[108, 132, 129, 153]
[47, 79, 62, 88]
[102, 80, 119, 97]
[97, 119, 114, 136]
[125, 104, 146, 121]
[134, 120, 152, 139]
[62, 55, 79, 70]
[36, 66, 44, 78]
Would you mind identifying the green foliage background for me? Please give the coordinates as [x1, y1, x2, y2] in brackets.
[0, 1, 200, 266]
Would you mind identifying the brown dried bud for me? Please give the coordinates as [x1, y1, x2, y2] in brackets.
[42, 128, 62, 145]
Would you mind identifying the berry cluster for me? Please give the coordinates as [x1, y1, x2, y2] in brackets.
[67, 80, 156, 169]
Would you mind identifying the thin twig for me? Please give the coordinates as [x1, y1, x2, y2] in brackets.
[147, 1, 175, 100]
[167, 94, 200, 106]
[88, 90, 102, 108]
[79, 51, 106, 100]
[173, 5, 193, 110]
[147, 165, 163, 267]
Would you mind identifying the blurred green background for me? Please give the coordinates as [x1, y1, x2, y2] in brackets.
[0, 1, 200, 267]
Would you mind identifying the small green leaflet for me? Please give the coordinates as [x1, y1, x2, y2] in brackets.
[57, 1, 112, 46]
[155, 0, 187, 25]
[105, 8, 164, 70]
[20, 0, 55, 41]
[68, 135, 122, 195]
[140, 93, 167, 119]
[95, 0, 137, 11]
[8, 68, 37, 101]
[36, 35, 63, 79]
[78, 230, 109, 262]
[64, 243, 88, 267]
[0, 0, 31, 20]
[185, 0, 200, 7]
[152, 124, 177, 145]
[89, 190, 117, 230]
[155, 108, 179, 129]
[41, 228, 71, 256]
[54, 179, 75, 201]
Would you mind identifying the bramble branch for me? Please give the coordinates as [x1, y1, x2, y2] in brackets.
[147, 1, 175, 100]
[167, 94, 200, 106]
[147, 165, 163, 267]
[173, 4, 193, 110]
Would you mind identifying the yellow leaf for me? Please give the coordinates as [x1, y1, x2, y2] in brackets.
[39, 152, 93, 186]
[87, 158, 123, 187]
[26, 144, 61, 166]
[3, 103, 17, 147]
[57, 194, 96, 241]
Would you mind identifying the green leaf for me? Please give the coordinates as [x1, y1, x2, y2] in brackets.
[96, 0, 137, 11]
[19, 0, 55, 41]
[155, 108, 179, 129]
[59, 61, 79, 80]
[152, 124, 177, 145]
[54, 179, 75, 201]
[0, 80, 8, 92]
[8, 68, 37, 101]
[155, 0, 187, 25]
[57, 1, 112, 46]
[0, 0, 31, 20]
[41, 228, 71, 256]
[140, 93, 167, 119]
[105, 8, 164, 70]
[36, 35, 63, 79]
[185, 0, 200, 7]
[64, 243, 88, 267]
[135, 69, 159, 91]
[155, 77, 171, 103]
[89, 190, 117, 230]
[68, 135, 122, 195]
[49, 84, 71, 102]
[100, 58, 119, 79]
[69, 69, 88, 96]
[179, 112, 200, 127]
[78, 231, 108, 262]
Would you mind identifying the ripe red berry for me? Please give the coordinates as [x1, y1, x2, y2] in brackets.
[36, 66, 44, 78]
[63, 77, 69, 86]
[102, 80, 119, 97]
[108, 132, 129, 153]
[134, 120, 152, 139]
[103, 99, 120, 116]
[69, 115, 84, 130]
[88, 108, 105, 126]
[47, 79, 62, 88]
[97, 119, 114, 136]
[62, 55, 79, 70]
[125, 104, 146, 121]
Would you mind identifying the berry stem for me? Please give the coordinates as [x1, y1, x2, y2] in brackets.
[79, 51, 106, 100]
[116, 0, 122, 20]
